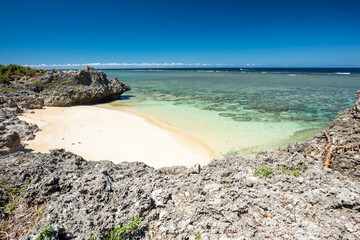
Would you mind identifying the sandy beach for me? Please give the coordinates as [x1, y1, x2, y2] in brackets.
[19, 105, 217, 168]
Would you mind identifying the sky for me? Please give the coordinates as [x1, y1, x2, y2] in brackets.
[1, 0, 360, 68]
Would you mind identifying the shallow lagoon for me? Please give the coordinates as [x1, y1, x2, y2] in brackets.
[105, 69, 360, 156]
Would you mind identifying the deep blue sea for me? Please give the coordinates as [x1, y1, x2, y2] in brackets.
[104, 68, 360, 156]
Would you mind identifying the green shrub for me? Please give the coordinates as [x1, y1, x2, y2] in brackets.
[85, 228, 98, 240]
[0, 75, 6, 83]
[35, 226, 54, 240]
[103, 215, 140, 240]
[0, 180, 29, 214]
[254, 167, 273, 178]
[85, 215, 140, 240]
[0, 64, 46, 83]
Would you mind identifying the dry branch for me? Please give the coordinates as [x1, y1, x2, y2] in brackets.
[314, 131, 332, 159]
[312, 131, 360, 168]
[323, 142, 360, 168]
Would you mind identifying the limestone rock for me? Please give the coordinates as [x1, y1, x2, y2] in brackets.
[1, 148, 358, 240]
[37, 66, 130, 106]
[1, 66, 130, 108]
[0, 131, 20, 155]
[186, 163, 201, 175]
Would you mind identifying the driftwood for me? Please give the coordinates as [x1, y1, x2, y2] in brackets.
[314, 131, 332, 159]
[315, 131, 360, 168]
[323, 142, 360, 168]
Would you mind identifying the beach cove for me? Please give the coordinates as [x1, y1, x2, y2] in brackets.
[1, 0, 360, 237]
[19, 105, 217, 168]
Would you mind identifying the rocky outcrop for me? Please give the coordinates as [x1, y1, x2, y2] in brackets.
[37, 67, 131, 106]
[0, 147, 358, 240]
[0, 131, 20, 155]
[1, 115, 39, 141]
[0, 93, 42, 154]
[1, 66, 130, 107]
[0, 114, 39, 154]
[0, 91, 44, 111]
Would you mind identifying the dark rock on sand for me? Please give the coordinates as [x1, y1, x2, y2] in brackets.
[0, 131, 20, 155]
[36, 66, 130, 106]
[1, 66, 130, 107]
[0, 99, 40, 154]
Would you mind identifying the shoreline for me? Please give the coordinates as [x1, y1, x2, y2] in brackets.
[98, 104, 218, 159]
[19, 105, 217, 168]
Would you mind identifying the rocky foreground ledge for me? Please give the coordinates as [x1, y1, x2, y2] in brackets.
[0, 68, 359, 239]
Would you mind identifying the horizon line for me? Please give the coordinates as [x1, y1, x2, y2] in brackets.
[21, 62, 360, 69]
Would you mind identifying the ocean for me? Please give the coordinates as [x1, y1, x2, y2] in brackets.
[104, 68, 360, 157]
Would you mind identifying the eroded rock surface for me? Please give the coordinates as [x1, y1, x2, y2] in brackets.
[0, 148, 358, 240]
[1, 66, 130, 107]
[0, 110, 39, 155]
[37, 67, 130, 106]
[0, 131, 20, 155]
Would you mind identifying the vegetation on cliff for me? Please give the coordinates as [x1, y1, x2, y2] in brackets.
[0, 64, 46, 83]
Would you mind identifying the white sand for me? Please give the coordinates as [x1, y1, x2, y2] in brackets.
[18, 105, 217, 168]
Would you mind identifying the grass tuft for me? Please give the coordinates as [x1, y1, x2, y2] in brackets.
[0, 180, 29, 214]
[276, 165, 306, 177]
[0, 87, 20, 92]
[254, 167, 273, 178]
[35, 226, 53, 240]
[85, 215, 140, 240]
[104, 215, 140, 240]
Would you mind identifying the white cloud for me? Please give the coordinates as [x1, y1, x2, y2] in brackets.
[23, 62, 240, 69]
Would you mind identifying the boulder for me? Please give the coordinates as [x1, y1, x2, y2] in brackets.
[37, 66, 130, 106]
[0, 131, 20, 155]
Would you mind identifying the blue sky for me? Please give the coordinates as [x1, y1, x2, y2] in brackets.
[1, 0, 360, 68]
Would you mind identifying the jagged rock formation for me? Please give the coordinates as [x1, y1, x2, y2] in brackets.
[37, 67, 130, 106]
[0, 71, 359, 239]
[0, 131, 20, 155]
[2, 66, 130, 106]
[0, 96, 40, 155]
[1, 147, 359, 239]
[0, 91, 44, 110]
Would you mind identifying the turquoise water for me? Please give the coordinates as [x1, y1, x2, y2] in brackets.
[104, 69, 360, 156]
